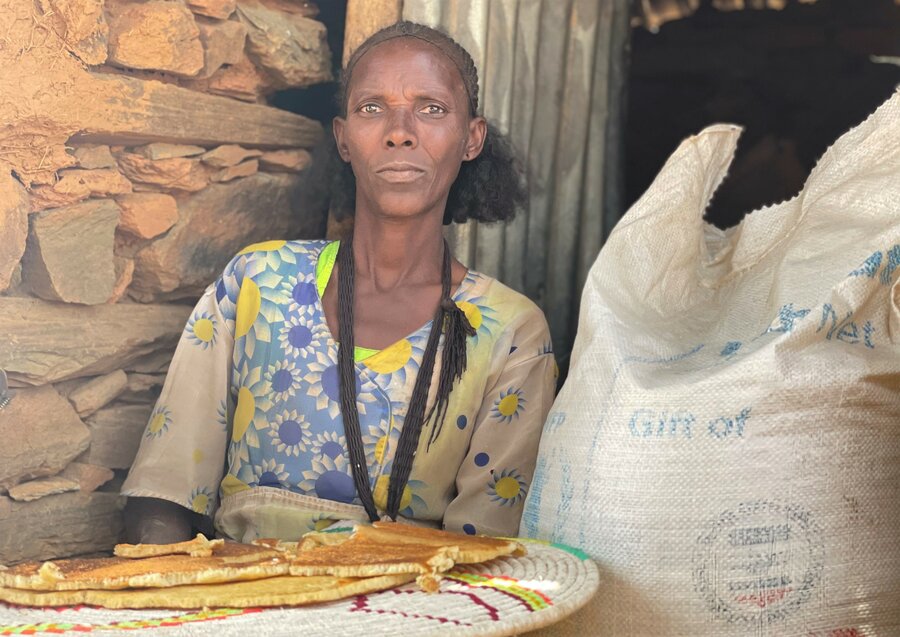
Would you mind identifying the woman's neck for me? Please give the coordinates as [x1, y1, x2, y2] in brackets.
[350, 211, 445, 293]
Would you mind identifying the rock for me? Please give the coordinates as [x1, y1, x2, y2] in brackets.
[212, 159, 258, 182]
[0, 0, 309, 188]
[200, 53, 276, 102]
[29, 168, 132, 211]
[21, 199, 120, 305]
[68, 169, 133, 197]
[84, 404, 153, 469]
[115, 193, 179, 239]
[68, 370, 128, 417]
[259, 148, 311, 173]
[21, 199, 120, 304]
[236, 0, 331, 89]
[0, 296, 190, 385]
[0, 170, 30, 293]
[40, 0, 108, 65]
[60, 462, 115, 494]
[0, 385, 91, 489]
[101, 0, 130, 21]
[130, 172, 314, 301]
[126, 350, 173, 375]
[133, 143, 206, 161]
[0, 492, 123, 564]
[113, 229, 146, 260]
[197, 18, 247, 78]
[0, 263, 26, 297]
[126, 373, 166, 394]
[186, 0, 237, 20]
[72, 145, 116, 169]
[121, 373, 165, 404]
[108, 1, 204, 76]
[107, 256, 135, 303]
[201, 144, 262, 168]
[100, 470, 128, 494]
[52, 378, 84, 399]
[258, 0, 319, 17]
[116, 154, 210, 192]
[130, 183, 171, 194]
[8, 477, 80, 502]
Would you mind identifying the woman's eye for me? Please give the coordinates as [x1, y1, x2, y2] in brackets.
[422, 104, 446, 115]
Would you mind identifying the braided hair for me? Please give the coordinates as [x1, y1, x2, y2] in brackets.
[329, 22, 526, 522]
[328, 21, 527, 225]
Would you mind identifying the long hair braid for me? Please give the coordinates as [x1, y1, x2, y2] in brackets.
[337, 236, 474, 522]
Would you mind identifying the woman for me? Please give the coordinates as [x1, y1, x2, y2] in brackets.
[123, 22, 556, 544]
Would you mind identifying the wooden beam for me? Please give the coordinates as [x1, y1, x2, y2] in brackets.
[71, 73, 323, 150]
[402, 0, 440, 26]
[343, 0, 403, 66]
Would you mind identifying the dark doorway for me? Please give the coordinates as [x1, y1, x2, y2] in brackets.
[271, 0, 348, 125]
[625, 0, 900, 229]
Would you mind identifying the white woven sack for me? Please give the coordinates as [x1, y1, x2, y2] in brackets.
[521, 89, 900, 636]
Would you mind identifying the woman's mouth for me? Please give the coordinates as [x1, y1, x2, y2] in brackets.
[376, 163, 426, 184]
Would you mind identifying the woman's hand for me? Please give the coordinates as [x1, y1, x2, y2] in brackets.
[123, 497, 194, 545]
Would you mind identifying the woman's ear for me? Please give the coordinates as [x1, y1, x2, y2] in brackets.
[333, 117, 351, 162]
[463, 116, 487, 161]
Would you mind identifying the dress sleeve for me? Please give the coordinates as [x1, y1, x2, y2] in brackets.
[121, 275, 234, 519]
[442, 312, 556, 537]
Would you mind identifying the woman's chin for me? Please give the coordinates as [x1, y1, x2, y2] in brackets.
[369, 195, 441, 221]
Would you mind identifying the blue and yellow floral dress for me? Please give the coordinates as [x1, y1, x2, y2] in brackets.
[122, 239, 556, 541]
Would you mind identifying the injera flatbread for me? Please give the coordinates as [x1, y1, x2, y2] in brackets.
[0, 573, 417, 609]
[289, 522, 525, 592]
[289, 542, 457, 577]
[291, 522, 524, 571]
[251, 538, 300, 554]
[362, 522, 526, 563]
[115, 534, 224, 558]
[0, 542, 288, 591]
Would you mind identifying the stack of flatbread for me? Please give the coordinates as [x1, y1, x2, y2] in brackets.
[292, 521, 525, 592]
[0, 522, 524, 609]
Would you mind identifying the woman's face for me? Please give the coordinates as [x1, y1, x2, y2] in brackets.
[334, 37, 486, 221]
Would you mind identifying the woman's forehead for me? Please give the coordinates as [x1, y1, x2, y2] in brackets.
[348, 38, 467, 101]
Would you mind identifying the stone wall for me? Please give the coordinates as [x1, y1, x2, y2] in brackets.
[0, 0, 331, 564]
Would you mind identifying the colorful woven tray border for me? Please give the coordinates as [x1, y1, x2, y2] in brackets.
[0, 608, 260, 635]
[0, 540, 597, 636]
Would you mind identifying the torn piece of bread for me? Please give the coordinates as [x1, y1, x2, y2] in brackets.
[361, 521, 526, 563]
[251, 538, 300, 556]
[114, 534, 225, 559]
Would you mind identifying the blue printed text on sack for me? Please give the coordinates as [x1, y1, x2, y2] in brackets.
[628, 407, 751, 440]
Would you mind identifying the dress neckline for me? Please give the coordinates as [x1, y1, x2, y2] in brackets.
[311, 240, 478, 359]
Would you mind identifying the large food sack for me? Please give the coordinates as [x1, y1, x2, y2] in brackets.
[521, 90, 900, 636]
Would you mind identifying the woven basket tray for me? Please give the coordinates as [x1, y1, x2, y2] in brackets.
[0, 540, 598, 636]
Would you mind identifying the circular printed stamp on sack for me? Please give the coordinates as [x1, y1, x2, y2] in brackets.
[693, 500, 824, 624]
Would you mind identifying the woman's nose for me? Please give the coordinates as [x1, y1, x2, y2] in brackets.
[384, 109, 417, 148]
